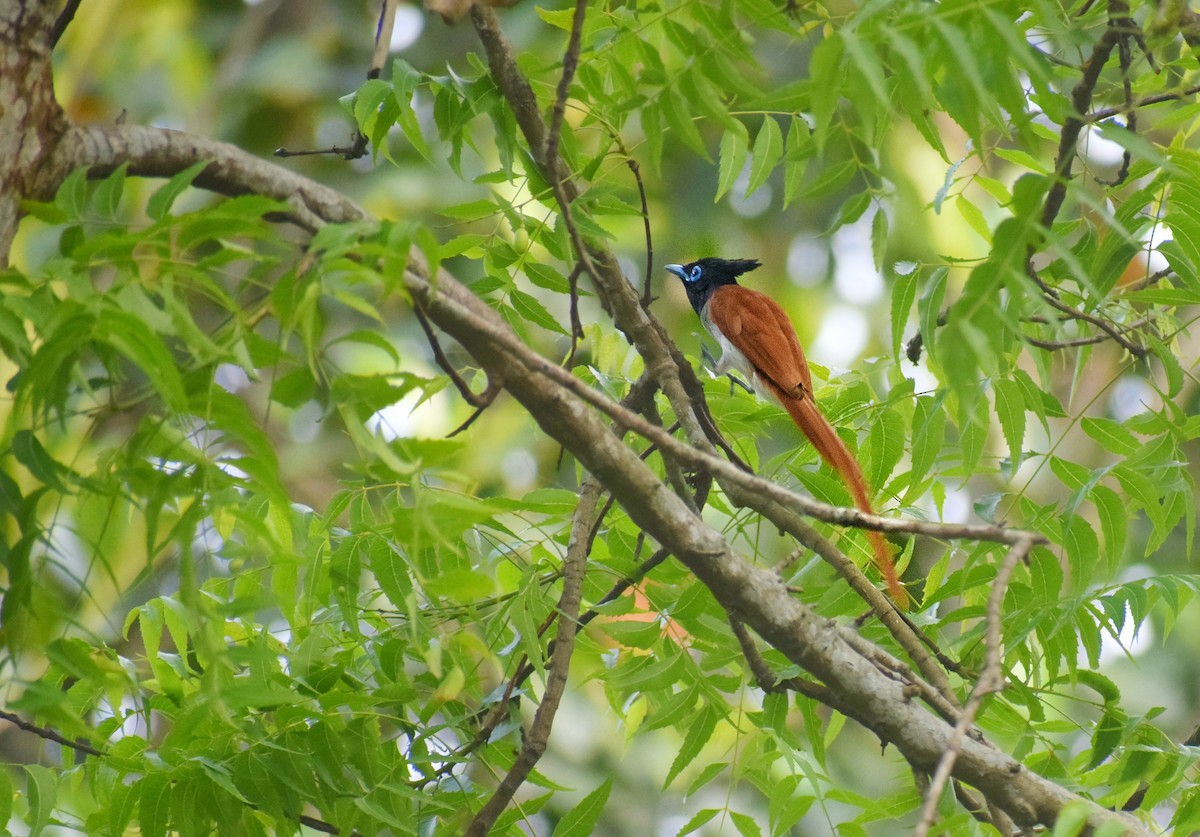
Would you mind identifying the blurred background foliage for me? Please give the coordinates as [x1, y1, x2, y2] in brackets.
[2, 0, 1200, 833]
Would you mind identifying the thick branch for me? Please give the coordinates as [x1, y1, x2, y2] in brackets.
[38, 123, 365, 232]
[398, 256, 1144, 835]
[18, 110, 1140, 833]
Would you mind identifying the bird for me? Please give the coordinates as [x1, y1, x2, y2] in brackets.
[665, 257, 909, 607]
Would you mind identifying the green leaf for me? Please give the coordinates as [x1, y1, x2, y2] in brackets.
[992, 378, 1026, 468]
[1091, 484, 1127, 572]
[552, 778, 612, 837]
[535, 6, 575, 29]
[661, 86, 709, 158]
[509, 288, 569, 335]
[917, 267, 947, 362]
[424, 567, 496, 603]
[524, 262, 570, 293]
[1088, 706, 1127, 769]
[368, 537, 412, 609]
[138, 773, 172, 837]
[871, 209, 889, 272]
[12, 430, 65, 491]
[1075, 669, 1122, 704]
[440, 199, 500, 221]
[841, 30, 888, 107]
[1063, 514, 1099, 592]
[833, 191, 871, 229]
[98, 310, 188, 411]
[675, 809, 720, 836]
[799, 159, 856, 200]
[684, 762, 727, 798]
[909, 394, 946, 489]
[716, 122, 749, 203]
[1113, 464, 1166, 535]
[890, 262, 919, 361]
[1148, 335, 1183, 397]
[955, 195, 992, 243]
[392, 58, 432, 162]
[746, 116, 783, 197]
[809, 33, 845, 153]
[664, 704, 719, 788]
[146, 161, 210, 221]
[867, 408, 904, 490]
[92, 163, 128, 218]
[1081, 417, 1139, 455]
[25, 764, 56, 837]
[54, 167, 89, 220]
[353, 78, 400, 160]
[730, 810, 764, 837]
[884, 26, 932, 101]
[782, 116, 813, 208]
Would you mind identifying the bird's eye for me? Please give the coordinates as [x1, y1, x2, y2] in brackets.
[689, 265, 702, 282]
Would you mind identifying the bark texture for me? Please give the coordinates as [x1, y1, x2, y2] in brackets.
[0, 0, 68, 263]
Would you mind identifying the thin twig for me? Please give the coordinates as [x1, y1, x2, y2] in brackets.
[628, 157, 655, 308]
[1122, 267, 1171, 294]
[51, 0, 84, 47]
[0, 707, 360, 835]
[729, 616, 836, 705]
[1023, 4, 1150, 357]
[913, 536, 1035, 836]
[412, 298, 502, 432]
[0, 708, 105, 758]
[276, 0, 399, 160]
[564, 262, 585, 368]
[1036, 289, 1147, 357]
[1094, 33, 1135, 187]
[545, 0, 587, 175]
[1087, 83, 1200, 122]
[464, 477, 600, 836]
[369, 0, 401, 79]
[1025, 316, 1150, 351]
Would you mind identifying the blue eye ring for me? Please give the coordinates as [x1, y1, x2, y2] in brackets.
[689, 265, 703, 282]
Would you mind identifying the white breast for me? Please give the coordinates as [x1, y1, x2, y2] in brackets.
[699, 303, 763, 393]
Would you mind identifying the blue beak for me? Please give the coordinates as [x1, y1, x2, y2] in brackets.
[664, 264, 687, 280]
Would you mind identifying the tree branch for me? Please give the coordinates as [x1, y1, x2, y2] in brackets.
[464, 476, 599, 836]
[914, 536, 1035, 836]
[397, 255, 1143, 834]
[19, 107, 1143, 834]
[39, 123, 365, 232]
[469, 5, 716, 457]
[0, 708, 105, 758]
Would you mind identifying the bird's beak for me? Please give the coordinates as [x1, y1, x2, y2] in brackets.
[664, 264, 686, 280]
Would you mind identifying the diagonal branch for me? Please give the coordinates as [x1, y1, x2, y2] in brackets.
[400, 255, 1146, 835]
[0, 707, 105, 758]
[1024, 3, 1150, 358]
[464, 476, 599, 836]
[470, 5, 716, 455]
[411, 298, 502, 435]
[914, 536, 1035, 836]
[30, 112, 1144, 833]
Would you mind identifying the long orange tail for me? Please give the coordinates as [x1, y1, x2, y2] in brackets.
[777, 390, 910, 607]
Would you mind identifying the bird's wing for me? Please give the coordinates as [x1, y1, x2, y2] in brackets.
[707, 284, 813, 397]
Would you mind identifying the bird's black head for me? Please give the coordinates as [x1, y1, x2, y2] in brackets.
[665, 257, 761, 314]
